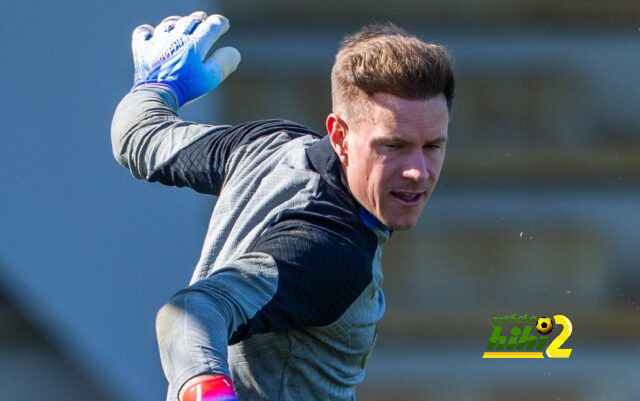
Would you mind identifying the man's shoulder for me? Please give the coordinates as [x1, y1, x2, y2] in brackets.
[220, 119, 322, 174]
[251, 208, 379, 285]
[258, 214, 376, 261]
[246, 215, 379, 328]
[226, 119, 321, 149]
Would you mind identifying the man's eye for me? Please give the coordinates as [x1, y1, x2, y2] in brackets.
[384, 143, 402, 149]
[424, 144, 442, 151]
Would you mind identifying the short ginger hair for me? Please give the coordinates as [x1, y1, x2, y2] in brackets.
[331, 23, 455, 121]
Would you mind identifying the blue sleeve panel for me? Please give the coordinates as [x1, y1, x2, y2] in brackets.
[111, 86, 318, 195]
[148, 119, 318, 195]
[228, 213, 378, 344]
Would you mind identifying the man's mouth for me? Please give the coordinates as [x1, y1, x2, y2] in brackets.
[390, 191, 425, 205]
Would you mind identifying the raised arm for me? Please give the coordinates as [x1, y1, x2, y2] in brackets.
[111, 12, 241, 194]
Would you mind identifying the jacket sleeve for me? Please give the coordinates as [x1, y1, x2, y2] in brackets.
[111, 85, 317, 195]
[155, 217, 377, 399]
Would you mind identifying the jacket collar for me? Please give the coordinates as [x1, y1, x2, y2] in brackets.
[306, 136, 391, 240]
[306, 135, 338, 176]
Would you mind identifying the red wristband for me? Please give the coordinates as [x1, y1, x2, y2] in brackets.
[182, 375, 237, 401]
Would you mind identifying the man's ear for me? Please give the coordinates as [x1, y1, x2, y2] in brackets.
[326, 113, 349, 165]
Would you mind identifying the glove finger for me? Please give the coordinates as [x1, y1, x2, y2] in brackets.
[205, 46, 241, 84]
[189, 11, 207, 20]
[161, 15, 181, 24]
[132, 24, 154, 56]
[173, 15, 199, 36]
[192, 14, 230, 59]
[132, 24, 154, 42]
[154, 15, 181, 39]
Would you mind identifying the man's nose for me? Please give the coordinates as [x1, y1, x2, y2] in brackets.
[401, 151, 429, 182]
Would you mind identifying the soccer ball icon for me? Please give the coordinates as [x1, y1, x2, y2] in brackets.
[536, 317, 553, 335]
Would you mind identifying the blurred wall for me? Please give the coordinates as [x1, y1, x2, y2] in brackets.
[1, 1, 639, 400]
[1, 1, 217, 400]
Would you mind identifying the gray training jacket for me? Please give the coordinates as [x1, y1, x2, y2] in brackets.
[111, 86, 390, 401]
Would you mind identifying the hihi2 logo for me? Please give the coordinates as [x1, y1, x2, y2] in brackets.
[482, 314, 572, 358]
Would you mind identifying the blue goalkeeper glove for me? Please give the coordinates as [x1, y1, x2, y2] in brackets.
[131, 11, 241, 107]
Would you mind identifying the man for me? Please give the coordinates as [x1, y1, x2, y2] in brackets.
[112, 11, 454, 401]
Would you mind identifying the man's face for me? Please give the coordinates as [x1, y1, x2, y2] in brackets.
[330, 93, 449, 230]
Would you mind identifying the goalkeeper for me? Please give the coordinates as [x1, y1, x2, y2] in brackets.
[112, 11, 454, 401]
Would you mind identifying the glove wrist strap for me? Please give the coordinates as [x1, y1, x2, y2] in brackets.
[181, 374, 237, 401]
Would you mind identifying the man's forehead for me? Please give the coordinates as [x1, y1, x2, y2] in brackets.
[368, 92, 448, 112]
[357, 93, 450, 138]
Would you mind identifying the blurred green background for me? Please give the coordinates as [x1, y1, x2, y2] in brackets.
[1, 1, 639, 400]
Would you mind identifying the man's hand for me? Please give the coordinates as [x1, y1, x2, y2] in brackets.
[131, 11, 241, 107]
